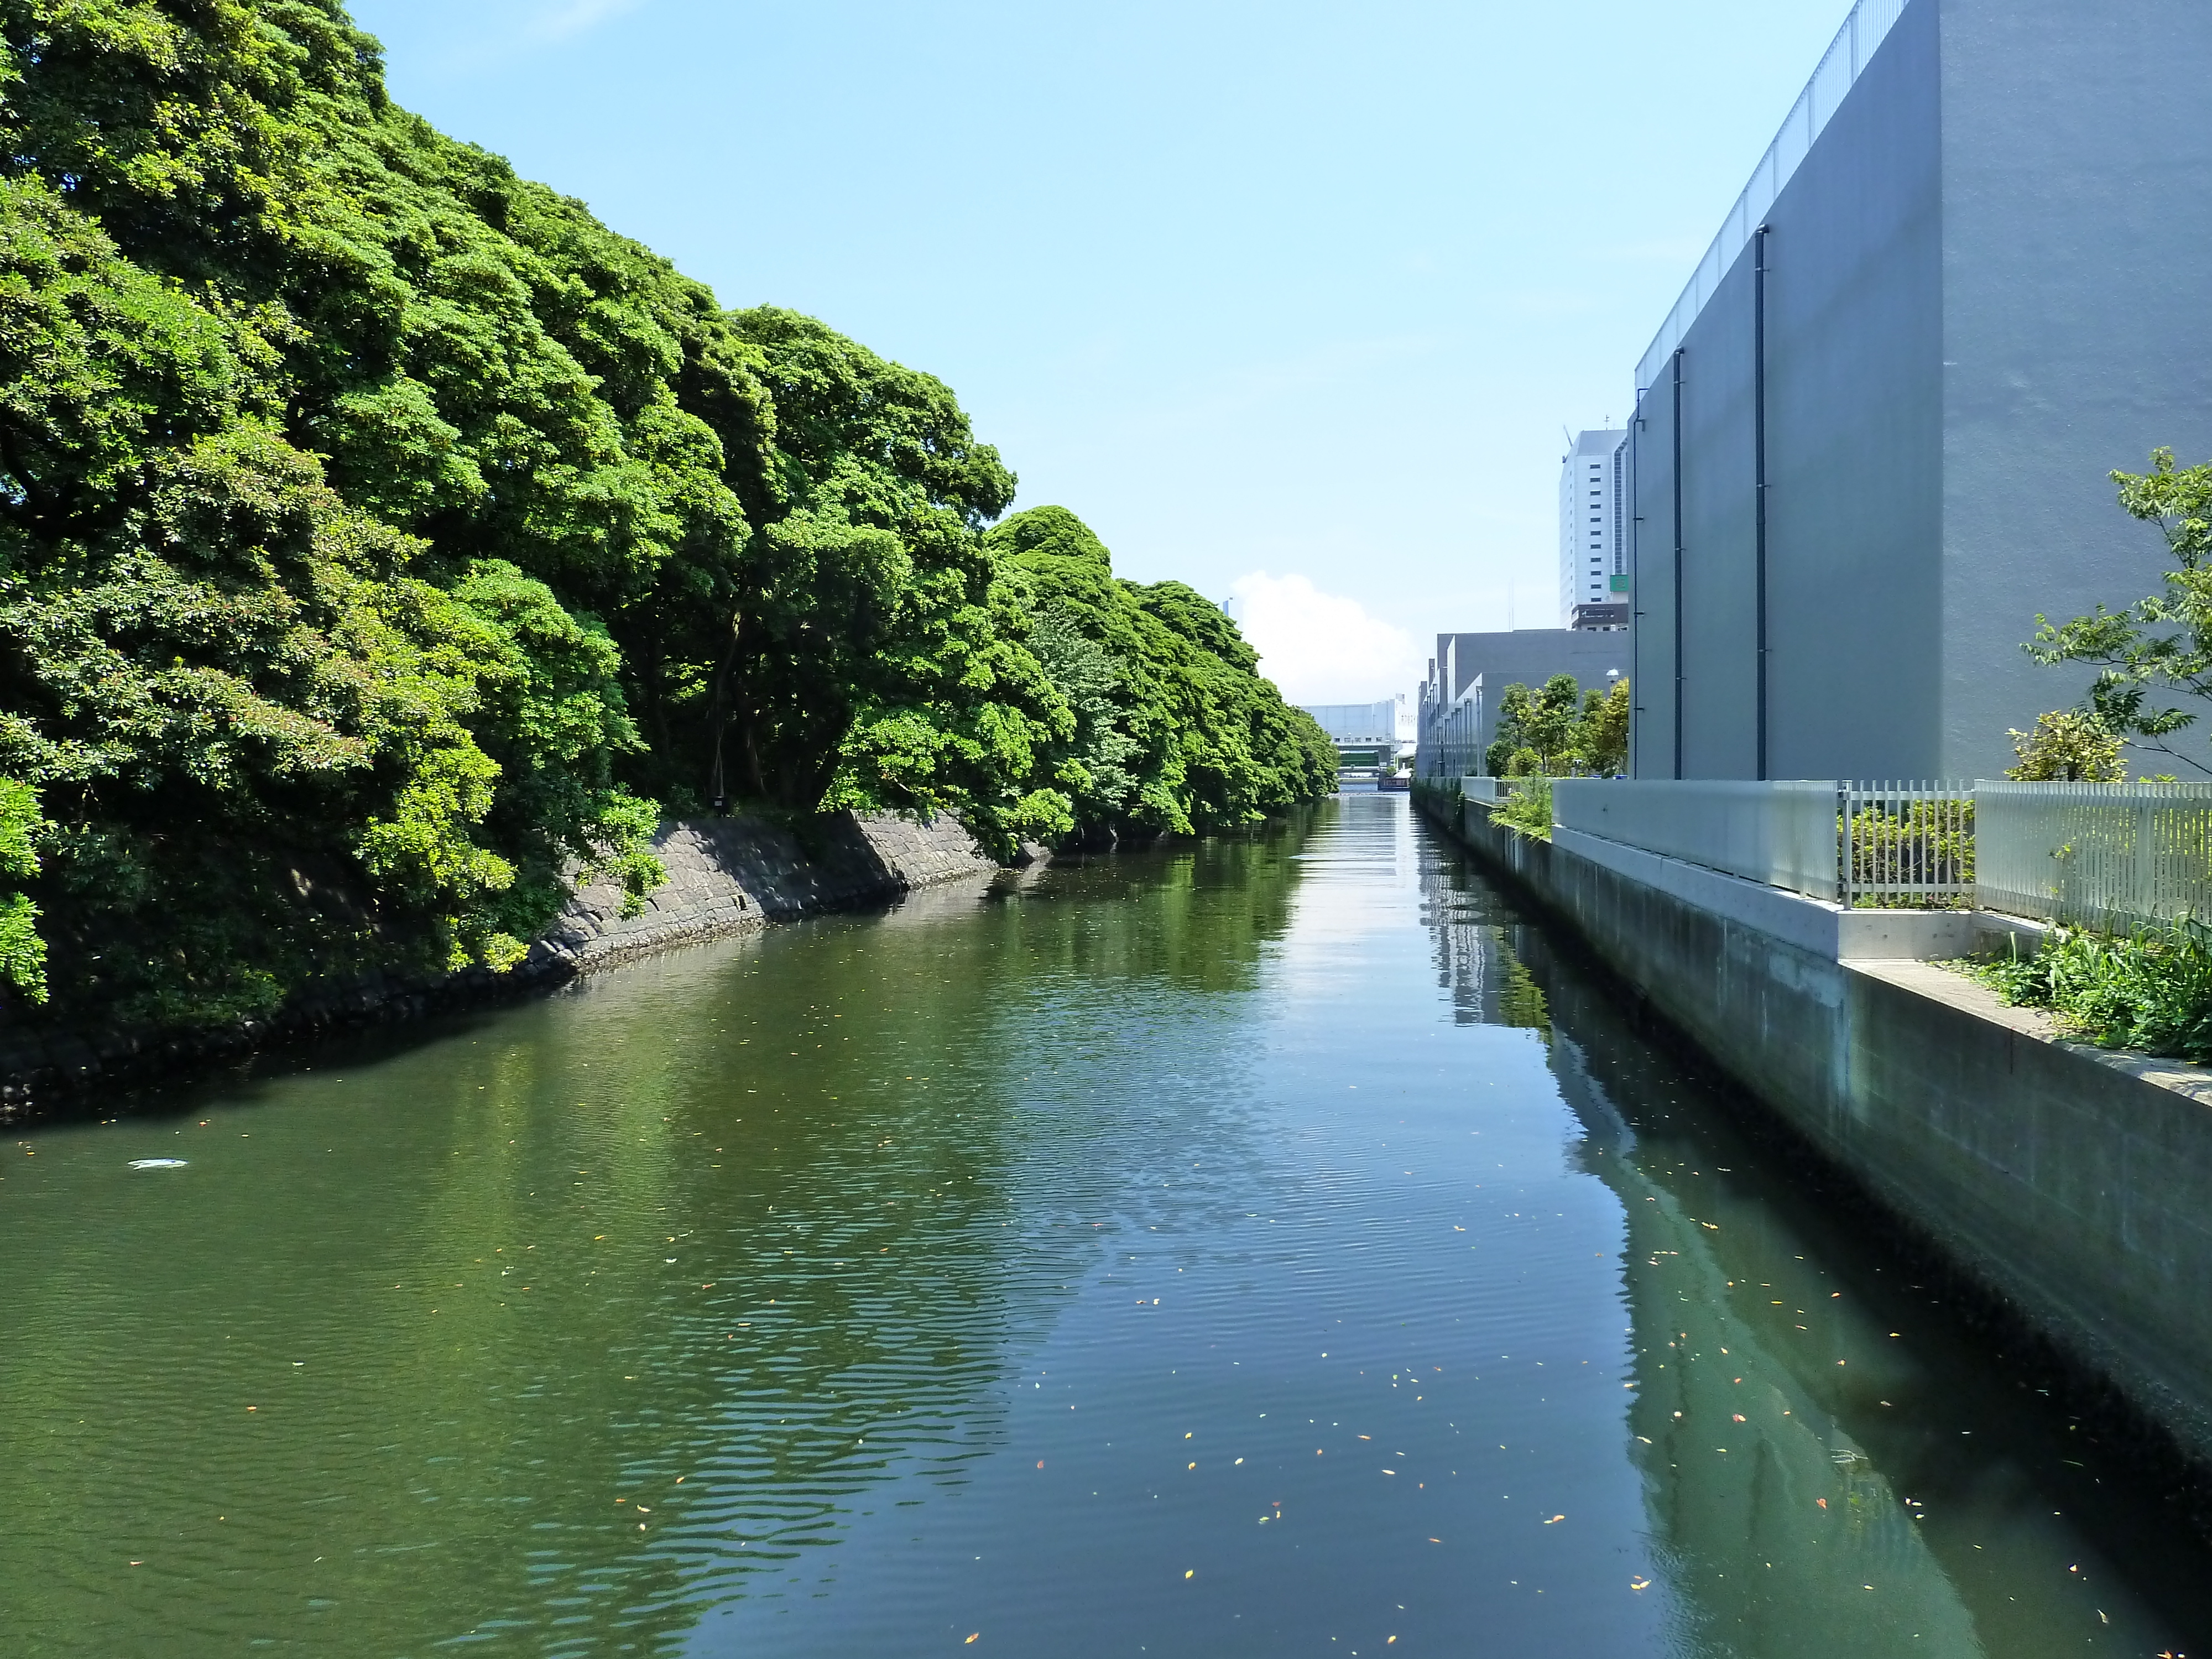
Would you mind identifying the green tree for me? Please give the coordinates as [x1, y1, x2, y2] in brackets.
[985, 507, 1334, 839]
[1025, 609, 1142, 831]
[2024, 448, 2212, 775]
[1485, 675, 1582, 776]
[727, 310, 1073, 855]
[0, 1, 1329, 1033]
[2004, 710, 2126, 781]
[0, 776, 46, 1001]
[1574, 677, 1630, 776]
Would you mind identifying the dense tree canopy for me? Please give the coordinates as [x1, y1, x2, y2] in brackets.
[1483, 674, 1627, 778]
[0, 0, 1328, 1030]
[985, 507, 1336, 839]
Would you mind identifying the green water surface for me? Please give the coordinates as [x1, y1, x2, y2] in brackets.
[2, 796, 2206, 1656]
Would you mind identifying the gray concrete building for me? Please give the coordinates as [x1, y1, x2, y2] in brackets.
[1417, 630, 1629, 779]
[1628, 0, 2212, 781]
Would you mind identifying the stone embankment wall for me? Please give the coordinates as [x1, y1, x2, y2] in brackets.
[1418, 785, 2212, 1472]
[0, 811, 998, 1111]
[534, 810, 996, 973]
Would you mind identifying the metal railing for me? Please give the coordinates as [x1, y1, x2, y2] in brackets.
[1976, 781, 2212, 934]
[1543, 778, 2212, 928]
[1551, 778, 1974, 907]
[1840, 780, 1973, 909]
[1637, 0, 1913, 391]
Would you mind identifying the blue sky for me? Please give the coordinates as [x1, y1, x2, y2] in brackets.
[347, 0, 1848, 703]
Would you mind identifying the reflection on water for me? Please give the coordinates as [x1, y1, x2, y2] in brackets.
[0, 798, 2205, 1656]
[1455, 862, 2212, 1656]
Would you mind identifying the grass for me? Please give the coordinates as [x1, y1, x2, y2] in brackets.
[1957, 915, 2212, 1062]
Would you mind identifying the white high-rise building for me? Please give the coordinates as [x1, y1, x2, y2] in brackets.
[1558, 427, 1629, 629]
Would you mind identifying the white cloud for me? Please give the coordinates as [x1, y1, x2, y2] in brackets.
[527, 0, 645, 43]
[1227, 572, 1420, 711]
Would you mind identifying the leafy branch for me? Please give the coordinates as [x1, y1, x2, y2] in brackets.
[2026, 449, 2212, 776]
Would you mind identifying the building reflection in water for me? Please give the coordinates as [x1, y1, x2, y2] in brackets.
[1417, 838, 2210, 1655]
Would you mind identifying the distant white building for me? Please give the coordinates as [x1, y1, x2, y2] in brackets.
[1558, 427, 1629, 630]
[1300, 700, 1401, 768]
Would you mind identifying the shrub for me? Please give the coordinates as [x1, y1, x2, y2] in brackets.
[1493, 774, 1553, 841]
[1844, 799, 1974, 910]
[2005, 711, 2127, 781]
[1962, 915, 2212, 1060]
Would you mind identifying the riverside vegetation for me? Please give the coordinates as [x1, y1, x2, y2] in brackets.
[1469, 673, 1628, 842]
[0, 1, 1335, 1037]
[1963, 451, 2212, 1056]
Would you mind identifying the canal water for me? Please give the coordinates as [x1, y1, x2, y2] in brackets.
[3, 795, 2208, 1657]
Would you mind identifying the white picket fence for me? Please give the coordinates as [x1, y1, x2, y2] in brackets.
[1976, 780, 2212, 933]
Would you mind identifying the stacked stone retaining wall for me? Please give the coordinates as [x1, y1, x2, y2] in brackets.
[0, 811, 999, 1112]
[535, 810, 995, 973]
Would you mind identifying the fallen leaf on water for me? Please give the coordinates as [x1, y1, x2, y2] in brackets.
[1545, 1515, 1564, 1525]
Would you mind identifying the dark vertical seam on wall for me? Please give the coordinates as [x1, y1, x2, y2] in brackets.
[1755, 224, 1771, 782]
[1671, 348, 1685, 781]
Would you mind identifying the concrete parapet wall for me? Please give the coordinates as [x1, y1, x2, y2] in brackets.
[1421, 787, 2212, 1467]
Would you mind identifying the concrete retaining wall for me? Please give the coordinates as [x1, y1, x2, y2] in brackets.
[1419, 786, 2212, 1467]
[0, 810, 998, 1112]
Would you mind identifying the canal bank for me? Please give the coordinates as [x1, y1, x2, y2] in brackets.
[1416, 782, 2212, 1480]
[0, 810, 998, 1115]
